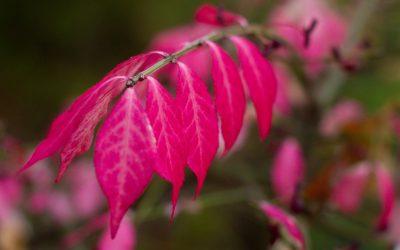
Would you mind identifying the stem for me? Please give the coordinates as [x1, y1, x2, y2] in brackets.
[127, 24, 286, 86]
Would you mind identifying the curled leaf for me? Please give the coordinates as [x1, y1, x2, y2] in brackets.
[176, 62, 219, 196]
[146, 76, 186, 216]
[259, 201, 306, 250]
[94, 88, 156, 238]
[21, 53, 159, 181]
[230, 36, 277, 139]
[206, 41, 245, 154]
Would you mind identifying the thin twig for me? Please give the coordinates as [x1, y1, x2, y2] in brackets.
[126, 24, 286, 86]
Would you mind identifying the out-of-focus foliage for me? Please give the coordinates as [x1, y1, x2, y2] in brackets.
[1, 0, 400, 249]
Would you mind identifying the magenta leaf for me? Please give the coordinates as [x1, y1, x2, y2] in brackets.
[319, 99, 364, 137]
[206, 41, 246, 154]
[94, 88, 156, 238]
[146, 76, 186, 215]
[375, 163, 395, 231]
[20, 53, 160, 181]
[56, 79, 125, 182]
[230, 36, 277, 139]
[57, 54, 160, 181]
[176, 62, 219, 196]
[194, 4, 247, 27]
[329, 162, 371, 213]
[271, 137, 305, 205]
[259, 201, 306, 250]
[22, 75, 126, 179]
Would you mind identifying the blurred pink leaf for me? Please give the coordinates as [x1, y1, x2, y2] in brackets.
[320, 100, 364, 137]
[230, 36, 277, 139]
[271, 137, 305, 205]
[194, 4, 247, 27]
[27, 160, 103, 221]
[94, 88, 156, 238]
[269, 0, 347, 74]
[176, 62, 219, 196]
[330, 162, 371, 213]
[375, 163, 395, 231]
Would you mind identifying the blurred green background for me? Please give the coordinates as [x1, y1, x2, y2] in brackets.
[1, 0, 400, 249]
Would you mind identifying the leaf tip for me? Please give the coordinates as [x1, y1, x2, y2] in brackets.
[109, 214, 122, 240]
[194, 175, 206, 199]
[18, 159, 35, 175]
[170, 184, 181, 220]
[54, 163, 68, 183]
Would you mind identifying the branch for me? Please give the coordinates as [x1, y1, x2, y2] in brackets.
[126, 24, 288, 87]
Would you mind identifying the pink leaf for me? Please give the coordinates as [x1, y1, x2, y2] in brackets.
[230, 36, 277, 139]
[329, 162, 371, 213]
[375, 163, 395, 231]
[206, 41, 246, 154]
[94, 88, 156, 238]
[271, 137, 305, 205]
[319, 100, 364, 137]
[20, 53, 155, 180]
[58, 54, 163, 181]
[146, 76, 186, 215]
[98, 215, 136, 250]
[259, 201, 306, 250]
[57, 78, 125, 182]
[194, 4, 247, 27]
[176, 62, 219, 196]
